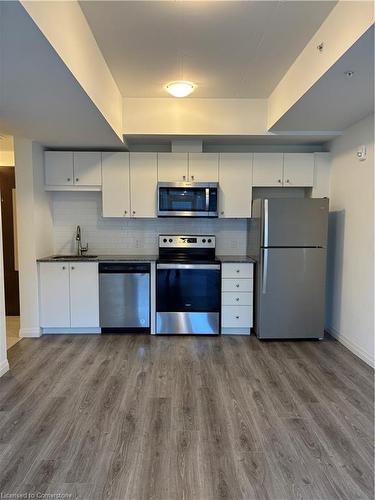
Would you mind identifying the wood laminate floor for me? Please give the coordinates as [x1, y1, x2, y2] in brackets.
[0, 334, 373, 500]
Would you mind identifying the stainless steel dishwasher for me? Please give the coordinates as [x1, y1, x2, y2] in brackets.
[99, 262, 150, 333]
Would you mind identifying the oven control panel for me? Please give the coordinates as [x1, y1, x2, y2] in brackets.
[159, 235, 216, 248]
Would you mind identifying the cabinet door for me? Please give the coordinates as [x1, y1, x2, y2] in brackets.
[283, 153, 314, 187]
[157, 153, 188, 182]
[188, 153, 219, 182]
[252, 153, 283, 187]
[73, 152, 101, 186]
[102, 152, 130, 217]
[39, 263, 70, 327]
[69, 263, 99, 328]
[45, 151, 74, 186]
[219, 153, 252, 218]
[130, 153, 157, 217]
[312, 153, 331, 198]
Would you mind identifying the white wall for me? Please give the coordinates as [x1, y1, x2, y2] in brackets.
[326, 113, 374, 366]
[14, 138, 54, 338]
[52, 192, 247, 256]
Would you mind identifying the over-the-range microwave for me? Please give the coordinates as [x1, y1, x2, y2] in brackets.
[157, 182, 218, 217]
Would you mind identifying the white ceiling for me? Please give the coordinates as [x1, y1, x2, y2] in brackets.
[271, 26, 374, 132]
[80, 0, 337, 99]
[0, 1, 123, 149]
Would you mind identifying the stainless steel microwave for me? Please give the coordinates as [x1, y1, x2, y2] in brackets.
[157, 182, 218, 217]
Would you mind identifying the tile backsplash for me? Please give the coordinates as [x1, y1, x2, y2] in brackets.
[52, 192, 248, 255]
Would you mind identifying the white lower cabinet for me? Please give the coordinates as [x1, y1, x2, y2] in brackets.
[69, 263, 99, 327]
[221, 262, 254, 335]
[39, 262, 71, 327]
[222, 306, 253, 328]
[39, 262, 99, 329]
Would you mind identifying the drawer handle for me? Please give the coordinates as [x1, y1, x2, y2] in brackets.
[236, 297, 239, 301]
[236, 284, 240, 288]
[236, 316, 240, 319]
[236, 269, 240, 273]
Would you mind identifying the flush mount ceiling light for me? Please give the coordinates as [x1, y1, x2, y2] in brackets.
[165, 81, 196, 98]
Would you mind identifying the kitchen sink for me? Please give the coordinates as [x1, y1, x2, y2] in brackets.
[52, 255, 98, 260]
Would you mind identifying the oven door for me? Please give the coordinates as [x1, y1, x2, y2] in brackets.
[156, 263, 221, 334]
[158, 183, 218, 217]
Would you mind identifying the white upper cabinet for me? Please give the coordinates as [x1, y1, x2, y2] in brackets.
[283, 153, 314, 187]
[39, 262, 71, 327]
[130, 153, 157, 218]
[188, 153, 219, 182]
[73, 152, 101, 186]
[312, 153, 331, 198]
[69, 263, 99, 328]
[102, 152, 130, 217]
[219, 153, 252, 218]
[252, 153, 283, 187]
[157, 153, 188, 182]
[45, 151, 74, 186]
[45, 151, 101, 189]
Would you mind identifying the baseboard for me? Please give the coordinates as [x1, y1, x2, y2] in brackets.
[0, 358, 10, 377]
[20, 327, 42, 338]
[326, 327, 374, 368]
[221, 327, 251, 335]
[42, 327, 101, 334]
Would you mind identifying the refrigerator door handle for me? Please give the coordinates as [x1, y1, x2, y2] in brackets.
[264, 199, 269, 246]
[262, 249, 269, 294]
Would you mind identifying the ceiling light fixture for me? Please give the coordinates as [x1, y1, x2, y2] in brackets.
[165, 81, 196, 98]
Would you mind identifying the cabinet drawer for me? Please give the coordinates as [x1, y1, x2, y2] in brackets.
[222, 263, 253, 279]
[222, 306, 253, 328]
[222, 292, 253, 306]
[222, 278, 253, 292]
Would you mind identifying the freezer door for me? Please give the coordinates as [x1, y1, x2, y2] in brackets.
[262, 198, 329, 247]
[256, 248, 326, 339]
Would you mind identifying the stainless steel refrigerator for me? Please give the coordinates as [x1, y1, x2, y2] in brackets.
[247, 198, 329, 339]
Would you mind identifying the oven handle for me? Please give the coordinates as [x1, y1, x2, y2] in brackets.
[157, 263, 220, 270]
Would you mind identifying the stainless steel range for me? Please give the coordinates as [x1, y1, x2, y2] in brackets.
[156, 235, 221, 335]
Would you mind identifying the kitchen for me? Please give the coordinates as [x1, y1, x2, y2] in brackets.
[0, 1, 373, 499]
[36, 150, 328, 338]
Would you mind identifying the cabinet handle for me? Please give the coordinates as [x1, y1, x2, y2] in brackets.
[236, 316, 240, 319]
[124, 210, 127, 215]
[62, 266, 66, 270]
[286, 179, 290, 183]
[236, 297, 239, 301]
[183, 175, 186, 180]
[67, 178, 71, 182]
[76, 178, 79, 182]
[236, 284, 240, 288]
[191, 175, 195, 180]
[278, 179, 282, 183]
[236, 269, 240, 273]
[132, 210, 136, 215]
[220, 211, 224, 215]
[71, 266, 75, 270]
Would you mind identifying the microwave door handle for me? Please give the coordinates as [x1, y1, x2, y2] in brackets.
[205, 188, 209, 211]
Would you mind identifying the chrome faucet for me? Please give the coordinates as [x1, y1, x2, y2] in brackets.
[75, 225, 88, 256]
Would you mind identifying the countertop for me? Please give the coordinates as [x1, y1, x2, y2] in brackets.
[37, 254, 158, 263]
[37, 254, 257, 263]
[217, 255, 256, 263]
